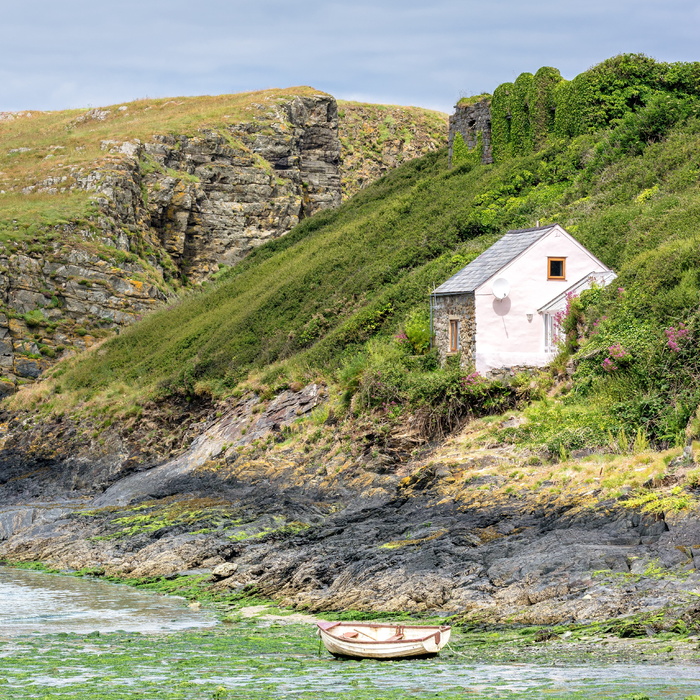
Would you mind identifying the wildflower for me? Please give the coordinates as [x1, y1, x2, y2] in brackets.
[665, 324, 690, 352]
[461, 371, 481, 386]
[607, 343, 629, 360]
[602, 357, 617, 372]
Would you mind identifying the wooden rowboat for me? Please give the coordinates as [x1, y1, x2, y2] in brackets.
[316, 621, 451, 660]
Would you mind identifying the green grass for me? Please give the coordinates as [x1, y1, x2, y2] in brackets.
[11, 61, 700, 453]
[0, 87, 325, 190]
[0, 191, 95, 243]
[31, 117, 692, 391]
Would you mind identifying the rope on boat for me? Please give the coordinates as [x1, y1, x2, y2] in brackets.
[445, 641, 470, 657]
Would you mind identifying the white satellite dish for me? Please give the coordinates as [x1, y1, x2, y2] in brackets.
[492, 277, 510, 300]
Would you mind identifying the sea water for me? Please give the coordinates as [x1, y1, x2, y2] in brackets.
[0, 566, 215, 635]
[1, 568, 698, 699]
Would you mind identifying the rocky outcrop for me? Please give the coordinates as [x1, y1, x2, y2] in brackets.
[0, 92, 446, 386]
[0, 236, 168, 387]
[140, 96, 341, 277]
[0, 382, 698, 625]
[83, 95, 341, 280]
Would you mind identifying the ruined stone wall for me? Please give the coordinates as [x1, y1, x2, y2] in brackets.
[448, 99, 493, 165]
[431, 292, 476, 369]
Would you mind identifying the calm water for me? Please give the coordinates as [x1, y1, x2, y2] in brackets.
[0, 567, 215, 635]
[1, 568, 699, 699]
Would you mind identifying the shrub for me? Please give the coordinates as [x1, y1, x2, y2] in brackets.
[402, 308, 431, 355]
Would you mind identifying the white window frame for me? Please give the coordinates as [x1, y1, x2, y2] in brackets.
[543, 313, 560, 352]
[448, 318, 460, 353]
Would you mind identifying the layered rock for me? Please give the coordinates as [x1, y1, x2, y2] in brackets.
[84, 94, 341, 280]
[0, 233, 168, 387]
[0, 92, 446, 386]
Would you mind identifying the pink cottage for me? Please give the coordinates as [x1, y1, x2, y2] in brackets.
[430, 224, 616, 374]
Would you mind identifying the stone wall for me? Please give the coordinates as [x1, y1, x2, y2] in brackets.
[431, 293, 476, 369]
[448, 98, 493, 165]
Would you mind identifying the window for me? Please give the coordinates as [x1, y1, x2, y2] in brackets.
[449, 319, 460, 353]
[548, 257, 566, 280]
[543, 313, 558, 352]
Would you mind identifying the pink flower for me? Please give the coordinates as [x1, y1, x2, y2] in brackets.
[608, 343, 629, 360]
[665, 324, 690, 352]
[602, 357, 617, 372]
[461, 371, 481, 386]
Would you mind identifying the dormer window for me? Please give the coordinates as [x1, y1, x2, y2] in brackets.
[548, 257, 566, 280]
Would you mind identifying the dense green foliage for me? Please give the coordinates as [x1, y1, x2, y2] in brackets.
[529, 67, 563, 150]
[34, 55, 700, 450]
[509, 72, 534, 156]
[490, 54, 700, 158]
[451, 132, 483, 168]
[490, 82, 513, 162]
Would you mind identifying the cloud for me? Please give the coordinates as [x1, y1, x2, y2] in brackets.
[1, 0, 699, 113]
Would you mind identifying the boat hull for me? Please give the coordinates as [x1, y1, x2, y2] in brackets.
[317, 622, 451, 660]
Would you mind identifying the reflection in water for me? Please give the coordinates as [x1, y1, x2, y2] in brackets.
[0, 567, 216, 635]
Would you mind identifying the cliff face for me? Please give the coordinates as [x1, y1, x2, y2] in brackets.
[80, 94, 342, 281]
[0, 245, 166, 389]
[0, 91, 445, 388]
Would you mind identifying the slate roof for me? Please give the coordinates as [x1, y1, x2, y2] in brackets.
[431, 225, 555, 296]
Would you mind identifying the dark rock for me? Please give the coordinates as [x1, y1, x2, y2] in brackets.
[15, 359, 41, 378]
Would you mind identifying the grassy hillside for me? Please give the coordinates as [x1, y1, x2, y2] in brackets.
[337, 101, 447, 198]
[0, 90, 446, 243]
[15, 56, 700, 455]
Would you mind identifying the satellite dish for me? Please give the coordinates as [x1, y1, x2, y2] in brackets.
[492, 277, 510, 300]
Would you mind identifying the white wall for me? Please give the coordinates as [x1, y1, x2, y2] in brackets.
[474, 227, 609, 374]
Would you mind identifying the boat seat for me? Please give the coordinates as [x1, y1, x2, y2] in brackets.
[341, 631, 359, 639]
[385, 633, 404, 641]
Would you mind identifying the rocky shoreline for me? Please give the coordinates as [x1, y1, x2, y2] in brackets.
[1, 384, 699, 631]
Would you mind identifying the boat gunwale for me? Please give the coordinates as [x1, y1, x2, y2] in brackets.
[316, 621, 451, 645]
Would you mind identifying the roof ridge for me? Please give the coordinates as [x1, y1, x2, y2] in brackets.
[431, 226, 555, 296]
[505, 224, 557, 235]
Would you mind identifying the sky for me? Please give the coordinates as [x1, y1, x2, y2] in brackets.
[2, 0, 700, 114]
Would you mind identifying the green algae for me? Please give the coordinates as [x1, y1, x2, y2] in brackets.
[2, 565, 700, 698]
[1, 619, 700, 700]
